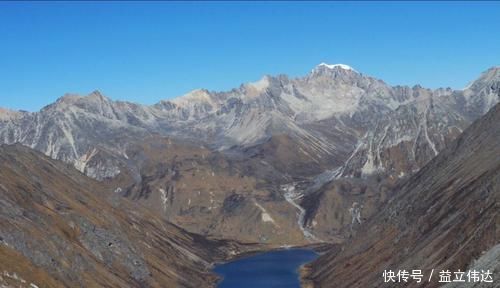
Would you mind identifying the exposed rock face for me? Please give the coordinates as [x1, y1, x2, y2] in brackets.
[0, 144, 250, 288]
[107, 136, 308, 245]
[303, 103, 500, 288]
[1, 66, 498, 180]
[442, 244, 500, 288]
[0, 65, 498, 244]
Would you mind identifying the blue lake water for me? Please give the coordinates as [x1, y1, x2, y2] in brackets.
[214, 248, 318, 288]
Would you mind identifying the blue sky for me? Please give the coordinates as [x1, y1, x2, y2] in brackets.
[1, 2, 499, 111]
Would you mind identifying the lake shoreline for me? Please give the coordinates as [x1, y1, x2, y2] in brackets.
[219, 242, 332, 264]
[212, 245, 330, 288]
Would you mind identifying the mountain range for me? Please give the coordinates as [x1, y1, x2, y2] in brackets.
[0, 64, 499, 288]
[1, 64, 499, 245]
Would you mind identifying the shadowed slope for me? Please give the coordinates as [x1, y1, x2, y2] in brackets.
[0, 144, 242, 288]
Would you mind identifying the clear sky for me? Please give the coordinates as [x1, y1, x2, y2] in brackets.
[1, 1, 499, 111]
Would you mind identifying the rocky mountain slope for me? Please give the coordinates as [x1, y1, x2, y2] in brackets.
[0, 65, 498, 244]
[106, 136, 308, 245]
[302, 103, 500, 287]
[1, 65, 498, 180]
[0, 144, 253, 288]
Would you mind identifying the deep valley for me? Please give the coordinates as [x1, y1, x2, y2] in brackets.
[1, 64, 499, 287]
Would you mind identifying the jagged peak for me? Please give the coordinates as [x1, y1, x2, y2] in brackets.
[57, 93, 81, 102]
[170, 89, 214, 107]
[56, 90, 109, 105]
[88, 90, 106, 99]
[247, 75, 271, 89]
[242, 75, 271, 98]
[477, 66, 500, 81]
[463, 66, 500, 90]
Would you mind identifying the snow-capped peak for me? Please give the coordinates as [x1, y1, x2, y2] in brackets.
[316, 63, 357, 72]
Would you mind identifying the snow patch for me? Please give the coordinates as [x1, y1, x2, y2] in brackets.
[361, 136, 379, 175]
[348, 202, 363, 230]
[315, 63, 357, 72]
[60, 123, 78, 158]
[253, 200, 277, 225]
[159, 189, 168, 212]
[361, 152, 377, 175]
[74, 147, 98, 173]
[423, 106, 438, 156]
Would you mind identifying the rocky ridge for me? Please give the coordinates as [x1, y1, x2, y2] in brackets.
[302, 103, 500, 287]
[1, 65, 499, 244]
[0, 144, 257, 288]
